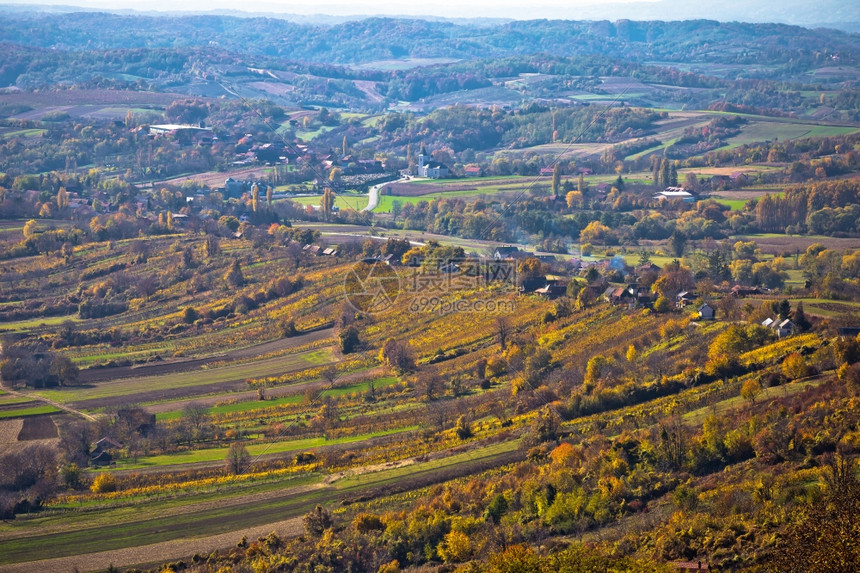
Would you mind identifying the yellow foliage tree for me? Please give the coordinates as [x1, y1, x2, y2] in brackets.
[626, 344, 638, 362]
[740, 378, 762, 404]
[782, 352, 809, 380]
[437, 530, 471, 563]
[566, 190, 583, 209]
[579, 220, 612, 244]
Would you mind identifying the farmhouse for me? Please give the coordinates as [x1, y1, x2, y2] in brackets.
[762, 317, 795, 338]
[676, 291, 698, 308]
[493, 246, 533, 260]
[147, 124, 214, 145]
[731, 285, 763, 297]
[535, 284, 567, 299]
[91, 436, 123, 466]
[698, 303, 716, 320]
[654, 187, 697, 202]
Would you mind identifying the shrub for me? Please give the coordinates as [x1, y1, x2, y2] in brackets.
[303, 505, 332, 536]
[353, 513, 385, 533]
[91, 472, 117, 494]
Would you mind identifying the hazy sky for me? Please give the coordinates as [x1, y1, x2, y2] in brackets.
[3, 0, 661, 19]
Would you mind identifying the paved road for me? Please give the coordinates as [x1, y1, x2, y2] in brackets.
[362, 176, 409, 212]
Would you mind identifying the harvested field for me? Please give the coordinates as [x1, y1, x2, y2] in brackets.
[16, 415, 58, 441]
[0, 419, 24, 444]
[80, 325, 334, 383]
[66, 345, 335, 410]
[384, 182, 479, 196]
[152, 166, 275, 189]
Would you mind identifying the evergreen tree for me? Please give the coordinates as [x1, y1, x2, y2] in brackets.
[793, 302, 812, 332]
[551, 164, 560, 198]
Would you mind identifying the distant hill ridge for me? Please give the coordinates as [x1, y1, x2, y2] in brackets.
[0, 11, 857, 66]
[1, 0, 859, 27]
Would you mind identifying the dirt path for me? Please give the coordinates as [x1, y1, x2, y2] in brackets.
[2, 387, 95, 422]
[0, 517, 305, 573]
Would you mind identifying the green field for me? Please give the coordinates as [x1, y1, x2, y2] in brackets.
[104, 426, 418, 471]
[295, 125, 336, 142]
[289, 193, 369, 211]
[0, 405, 60, 419]
[714, 198, 748, 211]
[1, 128, 46, 139]
[723, 119, 860, 149]
[155, 394, 306, 421]
[0, 314, 80, 333]
[0, 395, 36, 406]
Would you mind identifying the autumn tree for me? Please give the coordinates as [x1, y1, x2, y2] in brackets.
[579, 221, 613, 244]
[454, 415, 473, 440]
[566, 190, 583, 209]
[782, 352, 810, 380]
[49, 355, 79, 386]
[204, 234, 220, 258]
[626, 344, 638, 362]
[251, 183, 259, 213]
[379, 338, 415, 373]
[320, 364, 338, 388]
[225, 259, 245, 287]
[496, 316, 511, 351]
[225, 442, 251, 475]
[182, 401, 208, 433]
[517, 257, 547, 281]
[23, 219, 38, 240]
[320, 187, 335, 221]
[740, 378, 762, 404]
[56, 187, 69, 210]
[652, 261, 694, 300]
[90, 472, 117, 494]
[771, 456, 860, 571]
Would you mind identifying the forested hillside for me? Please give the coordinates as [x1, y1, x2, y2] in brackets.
[1, 13, 858, 69]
